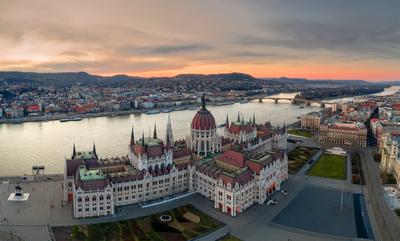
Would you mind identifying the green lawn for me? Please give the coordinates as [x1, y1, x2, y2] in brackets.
[288, 129, 314, 138]
[308, 153, 346, 180]
[52, 205, 223, 241]
[288, 146, 319, 174]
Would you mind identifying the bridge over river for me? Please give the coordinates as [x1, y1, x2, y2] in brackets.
[247, 95, 333, 107]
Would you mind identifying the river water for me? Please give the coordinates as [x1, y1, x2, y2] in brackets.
[0, 87, 397, 176]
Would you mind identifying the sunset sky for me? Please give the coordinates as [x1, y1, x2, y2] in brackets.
[0, 0, 399, 81]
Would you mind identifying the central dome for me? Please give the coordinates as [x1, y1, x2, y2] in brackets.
[191, 94, 216, 130]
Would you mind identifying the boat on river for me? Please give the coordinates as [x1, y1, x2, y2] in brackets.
[60, 117, 82, 122]
[145, 110, 160, 115]
[160, 109, 172, 113]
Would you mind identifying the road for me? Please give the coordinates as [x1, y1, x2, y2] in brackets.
[358, 148, 400, 241]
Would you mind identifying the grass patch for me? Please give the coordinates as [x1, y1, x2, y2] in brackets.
[308, 153, 346, 180]
[52, 204, 223, 241]
[288, 129, 314, 138]
[288, 146, 319, 174]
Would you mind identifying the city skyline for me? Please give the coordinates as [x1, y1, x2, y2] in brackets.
[1, 0, 400, 81]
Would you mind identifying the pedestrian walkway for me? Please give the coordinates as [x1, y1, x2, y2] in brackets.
[0, 230, 25, 241]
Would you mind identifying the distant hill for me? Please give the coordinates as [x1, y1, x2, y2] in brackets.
[0, 71, 279, 88]
[0, 71, 396, 88]
[267, 77, 373, 86]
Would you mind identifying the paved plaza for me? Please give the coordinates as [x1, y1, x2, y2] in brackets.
[0, 173, 377, 241]
[272, 185, 374, 239]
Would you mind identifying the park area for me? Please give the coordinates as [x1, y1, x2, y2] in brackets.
[308, 153, 346, 180]
[288, 146, 319, 174]
[52, 204, 223, 241]
[287, 129, 314, 138]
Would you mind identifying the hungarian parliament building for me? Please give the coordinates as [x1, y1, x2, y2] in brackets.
[64, 95, 288, 218]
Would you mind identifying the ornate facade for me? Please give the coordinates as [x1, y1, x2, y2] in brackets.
[64, 95, 288, 218]
[380, 132, 400, 189]
[319, 122, 367, 147]
[187, 94, 221, 156]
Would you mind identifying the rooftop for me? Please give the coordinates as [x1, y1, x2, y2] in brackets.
[79, 166, 106, 181]
[136, 137, 163, 147]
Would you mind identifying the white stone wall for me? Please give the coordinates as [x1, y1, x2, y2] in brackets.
[73, 185, 114, 218]
[129, 149, 173, 171]
[225, 127, 257, 144]
[190, 128, 221, 156]
[194, 171, 217, 201]
[273, 132, 288, 150]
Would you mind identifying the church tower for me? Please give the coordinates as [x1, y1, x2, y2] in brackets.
[165, 114, 174, 147]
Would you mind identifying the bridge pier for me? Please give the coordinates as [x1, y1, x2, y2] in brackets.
[274, 99, 278, 104]
[258, 98, 263, 103]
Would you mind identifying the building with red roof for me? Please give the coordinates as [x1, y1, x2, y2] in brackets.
[188, 93, 221, 156]
[65, 96, 288, 218]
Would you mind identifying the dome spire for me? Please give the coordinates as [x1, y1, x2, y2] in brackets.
[201, 93, 206, 109]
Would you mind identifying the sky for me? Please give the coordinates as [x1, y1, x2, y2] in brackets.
[0, 0, 399, 81]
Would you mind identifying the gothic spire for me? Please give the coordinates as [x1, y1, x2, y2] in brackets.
[253, 113, 256, 124]
[225, 114, 229, 128]
[165, 114, 174, 147]
[237, 112, 240, 122]
[142, 132, 145, 146]
[92, 141, 97, 157]
[72, 143, 76, 159]
[153, 123, 157, 139]
[130, 126, 135, 146]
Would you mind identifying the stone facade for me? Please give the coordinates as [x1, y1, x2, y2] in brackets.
[64, 96, 288, 218]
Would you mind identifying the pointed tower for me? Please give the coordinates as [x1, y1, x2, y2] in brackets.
[225, 114, 229, 129]
[142, 132, 145, 146]
[253, 113, 256, 124]
[130, 126, 135, 147]
[92, 142, 97, 158]
[201, 93, 206, 109]
[165, 114, 174, 147]
[153, 123, 157, 139]
[72, 143, 76, 159]
[237, 112, 240, 122]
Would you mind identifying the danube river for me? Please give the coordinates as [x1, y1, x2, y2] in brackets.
[0, 87, 398, 176]
[0, 93, 320, 175]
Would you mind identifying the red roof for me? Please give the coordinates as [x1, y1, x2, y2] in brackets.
[219, 169, 253, 186]
[217, 150, 245, 168]
[27, 105, 40, 112]
[191, 108, 216, 130]
[228, 123, 254, 134]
